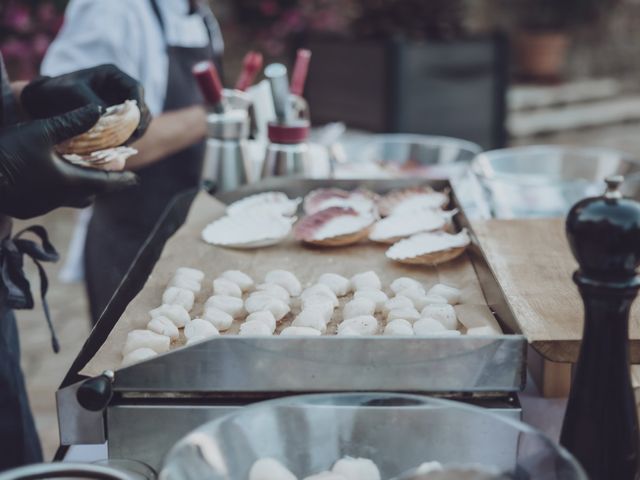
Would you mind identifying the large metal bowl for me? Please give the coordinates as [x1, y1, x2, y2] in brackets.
[160, 393, 585, 480]
[473, 145, 640, 218]
[348, 134, 482, 180]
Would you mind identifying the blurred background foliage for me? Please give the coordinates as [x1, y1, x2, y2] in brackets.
[0, 0, 634, 82]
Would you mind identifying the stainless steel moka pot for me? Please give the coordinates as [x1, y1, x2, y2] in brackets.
[192, 61, 250, 192]
[261, 63, 311, 179]
[202, 109, 250, 192]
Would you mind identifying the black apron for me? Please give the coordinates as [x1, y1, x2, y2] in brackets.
[0, 55, 45, 470]
[85, 0, 219, 323]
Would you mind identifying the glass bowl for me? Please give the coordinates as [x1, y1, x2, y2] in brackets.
[473, 145, 640, 218]
[160, 393, 585, 480]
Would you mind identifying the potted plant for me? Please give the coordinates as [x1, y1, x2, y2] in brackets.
[512, 0, 620, 82]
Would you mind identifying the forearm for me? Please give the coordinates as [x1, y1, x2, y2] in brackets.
[10, 81, 28, 119]
[126, 105, 207, 170]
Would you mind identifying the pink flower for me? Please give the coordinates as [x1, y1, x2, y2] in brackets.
[4, 3, 32, 33]
[260, 0, 279, 17]
[32, 33, 51, 57]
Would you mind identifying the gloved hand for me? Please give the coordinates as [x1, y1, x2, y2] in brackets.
[20, 64, 151, 143]
[0, 104, 137, 220]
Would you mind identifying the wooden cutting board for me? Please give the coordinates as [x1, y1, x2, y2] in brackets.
[472, 218, 640, 364]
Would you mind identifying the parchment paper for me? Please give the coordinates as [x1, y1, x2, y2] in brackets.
[81, 192, 502, 377]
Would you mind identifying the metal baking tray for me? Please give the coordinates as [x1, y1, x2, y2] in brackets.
[60, 178, 525, 395]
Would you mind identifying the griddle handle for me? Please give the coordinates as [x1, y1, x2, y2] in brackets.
[77, 371, 114, 412]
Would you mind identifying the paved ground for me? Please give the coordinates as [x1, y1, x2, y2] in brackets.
[14, 121, 640, 460]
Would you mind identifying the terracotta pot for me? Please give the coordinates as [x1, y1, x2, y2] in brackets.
[514, 31, 570, 82]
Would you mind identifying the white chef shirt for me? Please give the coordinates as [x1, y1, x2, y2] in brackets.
[41, 0, 224, 115]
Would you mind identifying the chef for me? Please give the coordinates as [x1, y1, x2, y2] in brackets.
[0, 58, 150, 469]
[42, 0, 224, 323]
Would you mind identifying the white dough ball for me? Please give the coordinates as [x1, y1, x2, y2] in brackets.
[337, 326, 361, 336]
[175, 267, 204, 282]
[221, 270, 254, 291]
[413, 317, 447, 335]
[332, 456, 381, 480]
[149, 304, 190, 328]
[342, 298, 376, 319]
[317, 273, 351, 296]
[466, 325, 500, 336]
[383, 295, 414, 314]
[421, 294, 448, 306]
[396, 286, 426, 308]
[202, 307, 234, 331]
[245, 311, 277, 333]
[301, 295, 336, 315]
[304, 472, 347, 480]
[121, 347, 157, 367]
[300, 284, 338, 307]
[420, 304, 458, 330]
[123, 330, 170, 356]
[162, 286, 195, 312]
[353, 289, 388, 312]
[390, 277, 422, 294]
[338, 316, 378, 336]
[169, 275, 201, 293]
[186, 335, 207, 345]
[427, 283, 461, 305]
[292, 309, 328, 332]
[245, 294, 290, 321]
[249, 458, 297, 480]
[264, 270, 302, 296]
[240, 320, 273, 336]
[350, 271, 381, 291]
[213, 278, 242, 298]
[280, 326, 322, 337]
[255, 283, 291, 302]
[383, 319, 414, 336]
[184, 318, 219, 340]
[205, 295, 245, 318]
[147, 316, 179, 339]
[387, 307, 420, 324]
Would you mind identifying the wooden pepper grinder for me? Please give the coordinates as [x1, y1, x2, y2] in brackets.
[561, 175, 640, 479]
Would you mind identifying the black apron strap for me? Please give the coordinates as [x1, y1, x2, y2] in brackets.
[0, 226, 60, 353]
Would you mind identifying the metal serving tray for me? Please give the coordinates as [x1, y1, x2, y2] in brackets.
[56, 178, 526, 463]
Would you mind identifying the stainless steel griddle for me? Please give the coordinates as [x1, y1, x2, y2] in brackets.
[55, 178, 527, 471]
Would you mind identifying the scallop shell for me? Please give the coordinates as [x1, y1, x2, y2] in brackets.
[294, 207, 375, 247]
[369, 209, 457, 243]
[386, 229, 470, 265]
[226, 191, 301, 217]
[202, 212, 294, 248]
[377, 186, 449, 217]
[303, 188, 378, 215]
[63, 146, 137, 171]
[56, 100, 141, 155]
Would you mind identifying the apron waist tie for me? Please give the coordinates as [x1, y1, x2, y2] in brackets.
[1, 225, 60, 353]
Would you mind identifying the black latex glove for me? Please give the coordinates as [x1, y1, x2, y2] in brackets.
[20, 64, 151, 143]
[0, 104, 137, 220]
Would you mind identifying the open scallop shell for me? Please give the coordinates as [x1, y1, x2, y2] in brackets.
[63, 146, 137, 171]
[377, 186, 449, 217]
[386, 229, 470, 265]
[226, 191, 301, 217]
[202, 212, 294, 249]
[303, 188, 379, 215]
[369, 209, 458, 243]
[56, 100, 141, 155]
[294, 206, 376, 247]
